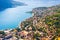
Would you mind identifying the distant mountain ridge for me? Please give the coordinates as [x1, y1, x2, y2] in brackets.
[32, 4, 60, 18]
[0, 0, 26, 11]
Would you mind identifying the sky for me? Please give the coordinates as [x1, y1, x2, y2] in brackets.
[14, 0, 60, 7]
[0, 0, 60, 11]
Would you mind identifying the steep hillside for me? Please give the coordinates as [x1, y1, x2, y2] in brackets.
[32, 4, 60, 18]
[19, 4, 60, 40]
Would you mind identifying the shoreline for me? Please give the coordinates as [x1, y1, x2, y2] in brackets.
[0, 13, 33, 31]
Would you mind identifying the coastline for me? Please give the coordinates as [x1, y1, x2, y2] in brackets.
[0, 4, 60, 40]
[0, 13, 33, 31]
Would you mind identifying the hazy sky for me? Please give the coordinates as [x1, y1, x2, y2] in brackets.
[14, 0, 60, 7]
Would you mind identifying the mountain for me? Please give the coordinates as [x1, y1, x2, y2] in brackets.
[32, 4, 60, 18]
[0, 0, 27, 11]
[32, 7, 48, 17]
[19, 4, 60, 40]
[0, 4, 60, 40]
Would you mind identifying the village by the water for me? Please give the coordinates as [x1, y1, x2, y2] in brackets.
[0, 3, 60, 40]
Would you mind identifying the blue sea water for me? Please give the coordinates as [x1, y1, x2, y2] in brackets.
[0, 0, 60, 30]
[0, 6, 32, 30]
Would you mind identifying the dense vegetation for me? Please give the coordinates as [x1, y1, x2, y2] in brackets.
[20, 5, 60, 40]
[0, 4, 60, 40]
[45, 13, 60, 28]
